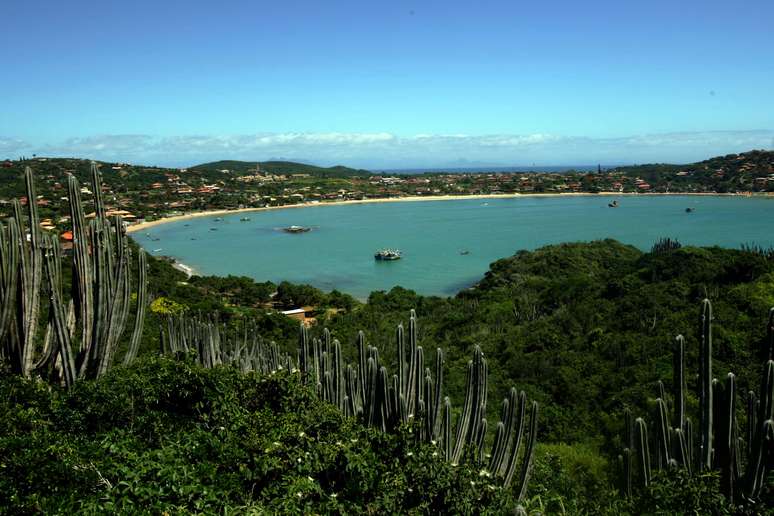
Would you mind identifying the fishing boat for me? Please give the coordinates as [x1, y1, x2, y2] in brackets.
[375, 249, 402, 261]
[283, 225, 311, 233]
[608, 200, 619, 208]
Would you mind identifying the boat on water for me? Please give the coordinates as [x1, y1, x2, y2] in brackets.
[214, 217, 223, 222]
[608, 200, 619, 208]
[283, 225, 311, 233]
[685, 207, 695, 213]
[459, 249, 470, 255]
[240, 217, 251, 222]
[375, 249, 402, 261]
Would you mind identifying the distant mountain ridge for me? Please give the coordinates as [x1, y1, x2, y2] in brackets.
[190, 160, 371, 178]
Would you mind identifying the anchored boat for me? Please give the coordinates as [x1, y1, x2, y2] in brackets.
[283, 225, 311, 233]
[374, 249, 402, 261]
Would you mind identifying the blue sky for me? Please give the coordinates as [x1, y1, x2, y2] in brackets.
[1, 0, 773, 168]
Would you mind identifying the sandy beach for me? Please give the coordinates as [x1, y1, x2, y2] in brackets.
[126, 191, 768, 234]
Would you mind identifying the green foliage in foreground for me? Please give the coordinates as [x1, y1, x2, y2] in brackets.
[1, 356, 529, 514]
[2, 355, 748, 515]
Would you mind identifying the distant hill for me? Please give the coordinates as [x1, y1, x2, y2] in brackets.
[611, 149, 774, 193]
[190, 160, 371, 178]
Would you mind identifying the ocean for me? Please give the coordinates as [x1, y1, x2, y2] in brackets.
[136, 195, 774, 299]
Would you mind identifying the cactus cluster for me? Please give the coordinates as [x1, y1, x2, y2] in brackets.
[163, 315, 293, 374]
[296, 309, 539, 494]
[622, 299, 774, 504]
[0, 165, 148, 387]
[165, 309, 539, 496]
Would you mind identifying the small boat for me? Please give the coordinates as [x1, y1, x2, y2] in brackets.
[608, 200, 619, 208]
[283, 225, 311, 233]
[459, 250, 470, 255]
[152, 248, 163, 253]
[214, 217, 223, 222]
[375, 249, 402, 261]
[685, 207, 694, 213]
[210, 227, 218, 231]
[240, 217, 251, 222]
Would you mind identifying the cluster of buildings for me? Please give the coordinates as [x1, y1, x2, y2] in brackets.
[3, 154, 773, 235]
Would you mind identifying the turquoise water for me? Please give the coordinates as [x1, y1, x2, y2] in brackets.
[136, 196, 774, 299]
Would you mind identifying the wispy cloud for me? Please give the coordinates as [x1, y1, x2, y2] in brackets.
[4, 130, 773, 168]
[0, 137, 30, 154]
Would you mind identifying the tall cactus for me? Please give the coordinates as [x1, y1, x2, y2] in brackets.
[635, 417, 652, 486]
[673, 335, 686, 431]
[698, 298, 713, 471]
[4, 168, 46, 377]
[1, 163, 148, 385]
[625, 301, 774, 506]
[287, 311, 539, 493]
[0, 218, 20, 349]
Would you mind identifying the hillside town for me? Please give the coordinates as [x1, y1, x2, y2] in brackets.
[1, 150, 773, 234]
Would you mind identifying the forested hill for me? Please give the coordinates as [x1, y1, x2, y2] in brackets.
[143, 238, 774, 449]
[134, 238, 774, 512]
[313, 240, 773, 446]
[190, 160, 371, 178]
[611, 149, 774, 192]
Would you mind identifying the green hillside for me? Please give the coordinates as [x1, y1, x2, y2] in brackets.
[2, 158, 774, 513]
[612, 149, 774, 192]
[190, 160, 372, 178]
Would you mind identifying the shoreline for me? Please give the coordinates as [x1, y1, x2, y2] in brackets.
[171, 261, 195, 278]
[126, 191, 772, 234]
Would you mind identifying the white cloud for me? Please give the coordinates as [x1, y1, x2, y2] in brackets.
[0, 137, 31, 155]
[7, 130, 774, 169]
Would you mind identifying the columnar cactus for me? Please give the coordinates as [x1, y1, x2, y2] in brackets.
[0, 164, 148, 386]
[285, 310, 539, 493]
[624, 300, 774, 506]
[698, 298, 713, 471]
[165, 314, 294, 374]
[635, 417, 651, 486]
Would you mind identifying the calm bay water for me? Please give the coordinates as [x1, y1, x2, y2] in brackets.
[136, 196, 774, 299]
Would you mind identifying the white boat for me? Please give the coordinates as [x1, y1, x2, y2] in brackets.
[375, 249, 402, 261]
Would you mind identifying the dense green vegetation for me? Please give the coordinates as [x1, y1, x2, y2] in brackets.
[4, 354, 747, 514]
[131, 238, 774, 512]
[0, 356, 525, 513]
[3, 166, 774, 513]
